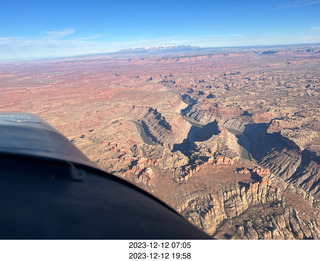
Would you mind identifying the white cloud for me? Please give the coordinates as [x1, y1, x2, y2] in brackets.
[229, 34, 243, 38]
[276, 0, 320, 9]
[77, 34, 103, 40]
[300, 34, 320, 43]
[310, 25, 320, 31]
[0, 30, 109, 61]
[309, 0, 320, 5]
[40, 29, 75, 39]
[0, 37, 21, 45]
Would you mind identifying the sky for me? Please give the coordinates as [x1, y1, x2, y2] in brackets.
[1, 0, 320, 61]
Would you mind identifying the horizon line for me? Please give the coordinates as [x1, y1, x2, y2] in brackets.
[1, 42, 320, 64]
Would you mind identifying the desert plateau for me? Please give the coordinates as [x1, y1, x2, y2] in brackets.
[1, 44, 320, 239]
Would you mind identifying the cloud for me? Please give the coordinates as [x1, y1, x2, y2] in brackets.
[229, 34, 243, 38]
[0, 29, 110, 61]
[40, 29, 75, 39]
[310, 25, 320, 31]
[276, 0, 320, 9]
[77, 34, 103, 40]
[0, 37, 21, 45]
[300, 34, 320, 43]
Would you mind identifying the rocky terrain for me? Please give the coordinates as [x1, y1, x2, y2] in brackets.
[1, 44, 320, 239]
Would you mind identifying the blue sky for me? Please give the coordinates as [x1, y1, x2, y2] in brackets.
[1, 0, 320, 60]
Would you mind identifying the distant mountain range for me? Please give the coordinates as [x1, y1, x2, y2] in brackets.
[116, 45, 202, 54]
[46, 43, 320, 62]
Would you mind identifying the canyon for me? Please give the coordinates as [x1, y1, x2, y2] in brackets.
[1, 44, 320, 239]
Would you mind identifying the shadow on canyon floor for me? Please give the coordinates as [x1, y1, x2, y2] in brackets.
[172, 120, 220, 156]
